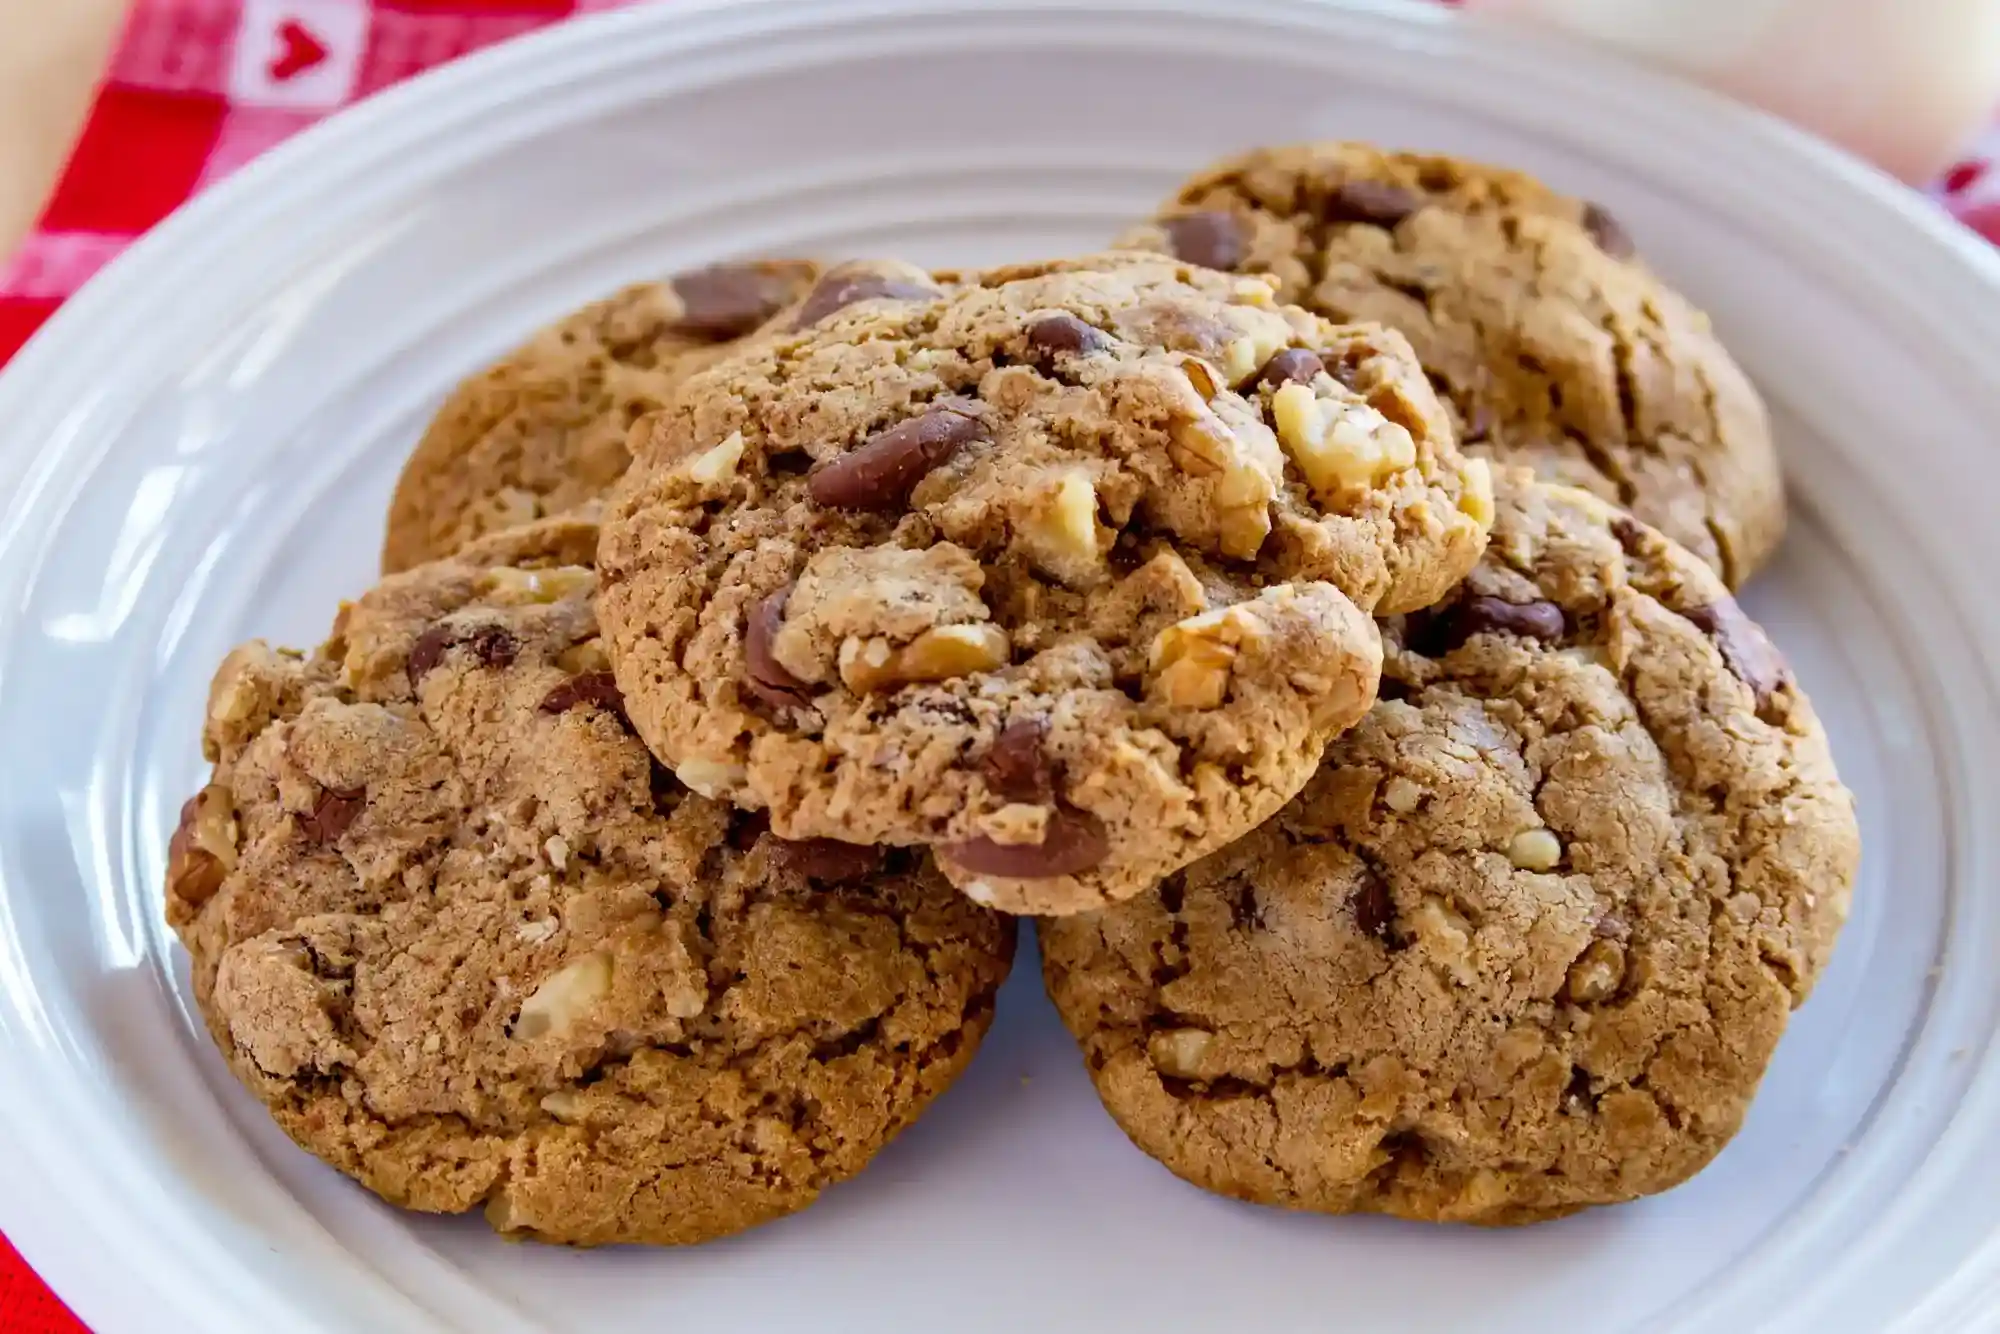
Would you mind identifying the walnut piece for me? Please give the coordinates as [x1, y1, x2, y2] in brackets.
[675, 758, 747, 798]
[840, 623, 1011, 694]
[1458, 457, 1496, 529]
[167, 783, 239, 908]
[1166, 402, 1277, 561]
[683, 430, 745, 486]
[514, 950, 612, 1040]
[556, 638, 611, 675]
[1149, 1028, 1215, 1078]
[1270, 382, 1418, 492]
[1565, 938, 1626, 1003]
[1507, 828, 1563, 871]
[476, 565, 594, 605]
[1148, 600, 1272, 710]
[1178, 357, 1221, 402]
[1381, 776, 1424, 813]
[1019, 470, 1100, 581]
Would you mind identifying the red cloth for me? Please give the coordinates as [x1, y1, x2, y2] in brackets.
[0, 1236, 83, 1334]
[0, 2, 1996, 1329]
[0, 0, 613, 365]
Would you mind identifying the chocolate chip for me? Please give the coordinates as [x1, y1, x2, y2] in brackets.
[1462, 596, 1567, 643]
[791, 268, 936, 330]
[539, 670, 626, 719]
[468, 625, 519, 668]
[1415, 595, 1568, 654]
[407, 624, 455, 684]
[669, 261, 803, 340]
[1324, 179, 1421, 228]
[743, 588, 814, 712]
[1609, 514, 1649, 557]
[807, 398, 987, 510]
[1253, 347, 1325, 390]
[1351, 869, 1396, 944]
[772, 837, 883, 883]
[298, 786, 364, 844]
[1684, 597, 1790, 711]
[1159, 211, 1248, 271]
[943, 808, 1109, 879]
[982, 718, 1055, 804]
[1583, 203, 1636, 260]
[407, 622, 516, 686]
[1025, 313, 1109, 362]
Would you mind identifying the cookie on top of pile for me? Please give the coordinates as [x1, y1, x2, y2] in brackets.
[599, 251, 1492, 916]
[163, 142, 1856, 1248]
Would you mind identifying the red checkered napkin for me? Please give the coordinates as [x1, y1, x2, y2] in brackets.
[0, 0, 634, 363]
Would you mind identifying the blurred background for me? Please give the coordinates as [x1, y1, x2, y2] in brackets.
[2, 0, 1998, 368]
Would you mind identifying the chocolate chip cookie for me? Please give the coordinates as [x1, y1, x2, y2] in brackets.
[166, 514, 1013, 1247]
[1121, 143, 1784, 586]
[380, 259, 821, 573]
[1041, 470, 1857, 1223]
[600, 251, 1496, 916]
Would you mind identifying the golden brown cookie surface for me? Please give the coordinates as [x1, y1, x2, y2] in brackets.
[1122, 143, 1783, 586]
[1041, 472, 1856, 1223]
[600, 253, 1496, 915]
[380, 259, 822, 573]
[168, 514, 1013, 1247]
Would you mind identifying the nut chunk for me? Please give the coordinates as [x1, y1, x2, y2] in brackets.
[1270, 381, 1417, 492]
[768, 544, 995, 688]
[165, 784, 238, 919]
[600, 252, 1429, 915]
[513, 950, 613, 1040]
[841, 624, 1011, 695]
[1017, 469, 1103, 585]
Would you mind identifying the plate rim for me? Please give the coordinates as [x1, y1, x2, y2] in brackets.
[2, 1, 1999, 1330]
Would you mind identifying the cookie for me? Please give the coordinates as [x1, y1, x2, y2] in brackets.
[165, 514, 1013, 1247]
[380, 259, 822, 573]
[600, 252, 1495, 916]
[1040, 470, 1857, 1223]
[1121, 143, 1783, 587]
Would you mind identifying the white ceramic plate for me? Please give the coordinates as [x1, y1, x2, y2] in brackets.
[2, 1, 1998, 1330]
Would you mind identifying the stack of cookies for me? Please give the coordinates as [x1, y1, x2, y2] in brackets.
[164, 143, 1859, 1245]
